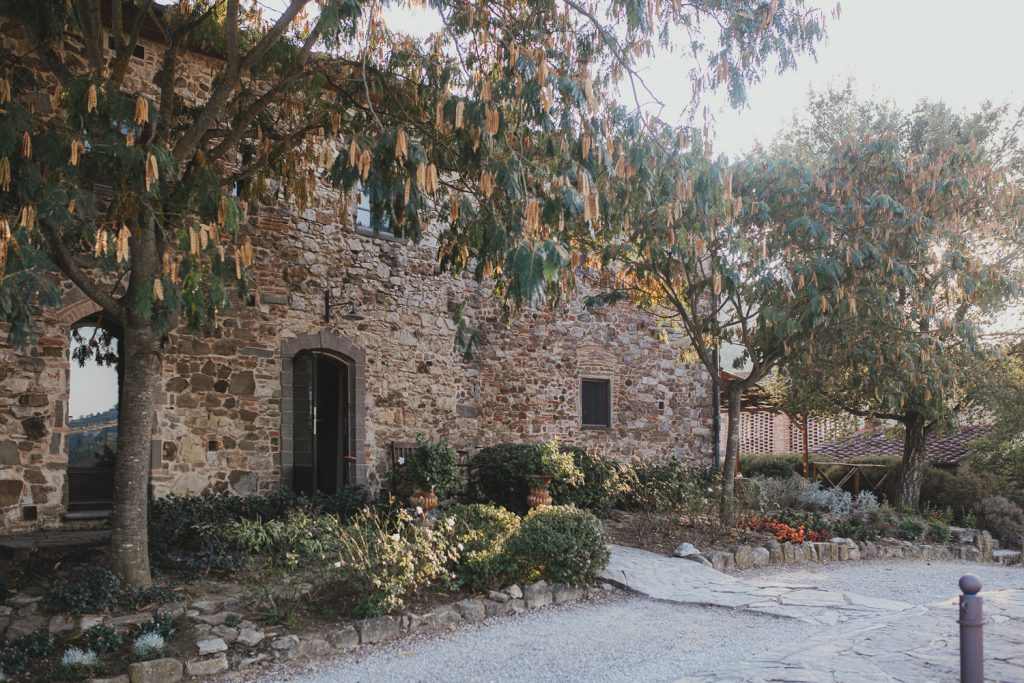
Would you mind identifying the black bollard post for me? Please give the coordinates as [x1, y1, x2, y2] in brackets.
[959, 574, 985, 683]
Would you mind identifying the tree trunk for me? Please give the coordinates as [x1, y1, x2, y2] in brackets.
[720, 383, 742, 522]
[896, 411, 927, 511]
[110, 321, 160, 587]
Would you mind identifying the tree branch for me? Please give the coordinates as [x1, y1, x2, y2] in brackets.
[39, 219, 123, 320]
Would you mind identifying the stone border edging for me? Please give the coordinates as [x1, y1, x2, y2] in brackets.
[87, 579, 595, 682]
[683, 526, 1021, 573]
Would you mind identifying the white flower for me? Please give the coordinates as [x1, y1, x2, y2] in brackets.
[61, 648, 98, 668]
[457, 542, 464, 551]
[444, 517, 456, 529]
[333, 561, 342, 568]
[415, 506, 424, 515]
[390, 533, 401, 541]
[397, 456, 405, 465]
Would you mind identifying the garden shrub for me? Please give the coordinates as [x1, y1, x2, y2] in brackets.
[44, 565, 123, 614]
[503, 505, 610, 586]
[82, 625, 123, 654]
[213, 510, 348, 570]
[551, 446, 624, 515]
[739, 475, 809, 512]
[740, 453, 805, 479]
[149, 487, 368, 574]
[619, 459, 717, 514]
[439, 503, 521, 590]
[468, 444, 541, 513]
[925, 518, 951, 543]
[974, 496, 1024, 546]
[0, 632, 55, 677]
[329, 507, 458, 617]
[895, 514, 927, 541]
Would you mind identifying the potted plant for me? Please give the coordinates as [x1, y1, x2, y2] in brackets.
[526, 440, 582, 508]
[405, 435, 461, 512]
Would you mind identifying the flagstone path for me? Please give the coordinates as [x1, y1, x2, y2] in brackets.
[601, 545, 1024, 683]
[599, 545, 914, 626]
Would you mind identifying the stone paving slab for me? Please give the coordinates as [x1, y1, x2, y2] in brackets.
[678, 589, 1024, 682]
[600, 545, 912, 626]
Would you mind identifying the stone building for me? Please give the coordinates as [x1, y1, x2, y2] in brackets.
[0, 23, 713, 533]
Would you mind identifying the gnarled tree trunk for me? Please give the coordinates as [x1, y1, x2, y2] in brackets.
[896, 411, 927, 511]
[110, 320, 160, 587]
[720, 383, 743, 522]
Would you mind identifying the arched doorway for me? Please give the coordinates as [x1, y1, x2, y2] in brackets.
[67, 316, 123, 513]
[292, 350, 356, 494]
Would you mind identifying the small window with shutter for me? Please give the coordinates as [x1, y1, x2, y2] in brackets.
[581, 379, 611, 428]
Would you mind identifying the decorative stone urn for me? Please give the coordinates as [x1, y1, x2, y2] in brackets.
[527, 476, 554, 509]
[409, 487, 438, 512]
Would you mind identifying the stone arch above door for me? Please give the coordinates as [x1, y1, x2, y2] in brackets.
[280, 331, 367, 487]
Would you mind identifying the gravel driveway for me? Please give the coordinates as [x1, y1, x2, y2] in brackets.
[254, 560, 1022, 683]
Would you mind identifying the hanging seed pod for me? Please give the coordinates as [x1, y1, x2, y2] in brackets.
[125, 130, 136, 147]
[712, 271, 722, 295]
[576, 167, 589, 195]
[199, 224, 210, 250]
[454, 100, 465, 129]
[404, 177, 411, 205]
[69, 139, 84, 166]
[116, 224, 131, 263]
[240, 236, 254, 267]
[94, 227, 107, 257]
[0, 77, 10, 105]
[87, 84, 98, 113]
[217, 244, 226, 262]
[435, 97, 446, 129]
[145, 153, 159, 191]
[416, 162, 426, 188]
[427, 164, 439, 193]
[20, 205, 35, 230]
[152, 277, 164, 302]
[189, 226, 200, 255]
[450, 194, 460, 222]
[235, 254, 242, 279]
[134, 95, 148, 124]
[470, 126, 481, 152]
[358, 149, 372, 181]
[0, 218, 10, 243]
[0, 156, 10, 192]
[480, 169, 493, 197]
[330, 111, 341, 134]
[481, 79, 491, 102]
[395, 127, 408, 161]
[21, 132, 31, 160]
[348, 139, 359, 167]
[582, 133, 592, 161]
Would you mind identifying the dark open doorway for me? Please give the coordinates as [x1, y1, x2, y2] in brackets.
[67, 317, 122, 514]
[292, 351, 353, 494]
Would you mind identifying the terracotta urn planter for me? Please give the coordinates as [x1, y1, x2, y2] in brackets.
[409, 487, 439, 512]
[527, 476, 554, 509]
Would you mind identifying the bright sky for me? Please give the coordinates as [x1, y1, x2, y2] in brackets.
[382, 0, 1024, 156]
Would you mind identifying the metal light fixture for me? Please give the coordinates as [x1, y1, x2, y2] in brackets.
[324, 289, 366, 323]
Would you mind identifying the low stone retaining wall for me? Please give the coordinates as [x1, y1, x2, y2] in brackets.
[679, 526, 1021, 572]
[71, 580, 593, 683]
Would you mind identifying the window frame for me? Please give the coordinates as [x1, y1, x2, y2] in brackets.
[350, 181, 397, 240]
[580, 377, 612, 429]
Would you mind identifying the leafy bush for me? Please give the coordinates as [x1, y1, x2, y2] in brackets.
[439, 503, 521, 590]
[44, 565, 123, 614]
[214, 510, 348, 570]
[926, 519, 951, 543]
[619, 459, 717, 514]
[468, 444, 542, 513]
[974, 496, 1024, 547]
[149, 487, 368, 574]
[797, 484, 854, 516]
[740, 454, 805, 479]
[406, 435, 461, 497]
[896, 515, 927, 541]
[738, 475, 808, 512]
[528, 439, 583, 482]
[968, 444, 1024, 509]
[550, 446, 624, 515]
[82, 625, 124, 654]
[60, 647, 98, 668]
[503, 505, 610, 586]
[0, 632, 55, 677]
[329, 507, 459, 617]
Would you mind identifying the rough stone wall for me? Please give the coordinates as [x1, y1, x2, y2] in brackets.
[0, 26, 713, 532]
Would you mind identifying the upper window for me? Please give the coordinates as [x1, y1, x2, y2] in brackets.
[581, 379, 611, 428]
[351, 182, 394, 238]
